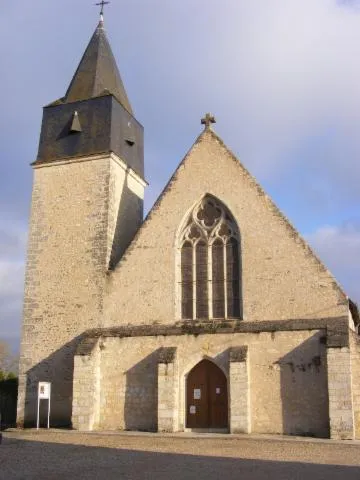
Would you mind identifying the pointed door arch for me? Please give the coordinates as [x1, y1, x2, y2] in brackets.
[186, 359, 228, 428]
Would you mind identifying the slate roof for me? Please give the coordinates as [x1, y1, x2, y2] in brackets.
[63, 19, 133, 114]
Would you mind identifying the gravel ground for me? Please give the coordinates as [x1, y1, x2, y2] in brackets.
[1, 430, 360, 480]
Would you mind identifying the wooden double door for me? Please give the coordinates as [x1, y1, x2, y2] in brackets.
[186, 359, 228, 429]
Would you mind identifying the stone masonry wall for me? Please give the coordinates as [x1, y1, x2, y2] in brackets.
[327, 346, 355, 439]
[107, 156, 144, 270]
[72, 341, 101, 431]
[104, 129, 347, 326]
[350, 332, 360, 439]
[158, 360, 178, 432]
[96, 330, 329, 437]
[18, 155, 114, 427]
[230, 349, 250, 433]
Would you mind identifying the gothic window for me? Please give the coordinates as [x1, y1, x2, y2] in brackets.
[196, 241, 208, 318]
[178, 196, 241, 320]
[212, 238, 225, 318]
[181, 241, 193, 319]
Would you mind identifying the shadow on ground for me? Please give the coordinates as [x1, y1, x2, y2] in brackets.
[1, 438, 360, 480]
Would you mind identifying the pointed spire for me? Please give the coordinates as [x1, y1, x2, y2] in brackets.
[64, 18, 133, 114]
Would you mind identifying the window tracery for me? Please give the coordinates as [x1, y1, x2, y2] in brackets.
[179, 196, 241, 320]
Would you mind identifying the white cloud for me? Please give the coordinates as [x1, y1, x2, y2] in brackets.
[0, 227, 27, 261]
[306, 223, 360, 302]
[0, 226, 26, 337]
[130, 0, 360, 202]
[0, 260, 25, 298]
[0, 266, 24, 337]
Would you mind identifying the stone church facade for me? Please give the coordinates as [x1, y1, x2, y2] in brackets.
[17, 16, 360, 440]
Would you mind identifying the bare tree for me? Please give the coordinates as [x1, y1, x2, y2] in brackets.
[0, 341, 18, 378]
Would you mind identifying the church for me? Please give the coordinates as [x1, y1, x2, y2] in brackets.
[17, 13, 360, 440]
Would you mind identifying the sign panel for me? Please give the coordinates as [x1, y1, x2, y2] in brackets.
[190, 405, 196, 414]
[37, 382, 51, 429]
[38, 382, 51, 399]
[216, 387, 221, 394]
[194, 389, 201, 400]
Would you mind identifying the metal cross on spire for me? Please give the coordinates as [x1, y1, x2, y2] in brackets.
[201, 113, 216, 129]
[95, 0, 110, 17]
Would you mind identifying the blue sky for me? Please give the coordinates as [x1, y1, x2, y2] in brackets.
[1, 0, 360, 352]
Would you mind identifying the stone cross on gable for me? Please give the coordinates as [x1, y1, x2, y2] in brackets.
[201, 113, 216, 129]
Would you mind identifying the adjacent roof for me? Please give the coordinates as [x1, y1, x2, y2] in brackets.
[63, 19, 133, 114]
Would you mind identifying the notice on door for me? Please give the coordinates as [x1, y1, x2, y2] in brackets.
[190, 405, 196, 414]
[194, 389, 201, 400]
[216, 387, 221, 394]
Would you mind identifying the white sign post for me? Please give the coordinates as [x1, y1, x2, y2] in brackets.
[37, 382, 51, 430]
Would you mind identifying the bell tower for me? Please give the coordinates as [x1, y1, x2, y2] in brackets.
[17, 13, 145, 426]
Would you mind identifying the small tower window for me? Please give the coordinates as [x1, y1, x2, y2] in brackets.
[178, 195, 241, 320]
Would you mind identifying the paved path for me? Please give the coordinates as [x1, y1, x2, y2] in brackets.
[1, 430, 360, 479]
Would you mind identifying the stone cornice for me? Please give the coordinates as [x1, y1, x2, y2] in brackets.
[75, 316, 350, 355]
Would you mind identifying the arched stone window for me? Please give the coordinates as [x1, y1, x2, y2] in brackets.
[178, 195, 241, 320]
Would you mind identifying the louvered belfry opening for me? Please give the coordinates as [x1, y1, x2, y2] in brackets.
[179, 195, 241, 320]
